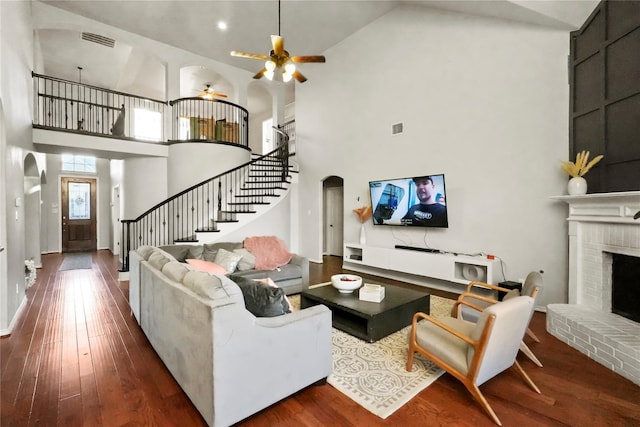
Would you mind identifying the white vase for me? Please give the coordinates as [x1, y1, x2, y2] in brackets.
[567, 176, 587, 195]
[359, 223, 366, 245]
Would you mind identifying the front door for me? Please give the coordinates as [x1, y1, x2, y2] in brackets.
[61, 177, 97, 252]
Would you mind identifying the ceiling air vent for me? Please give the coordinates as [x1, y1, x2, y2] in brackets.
[81, 32, 116, 48]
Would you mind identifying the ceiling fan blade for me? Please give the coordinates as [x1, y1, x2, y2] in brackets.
[291, 55, 326, 63]
[231, 50, 269, 61]
[293, 70, 307, 83]
[271, 35, 285, 57]
[213, 93, 228, 99]
[253, 68, 267, 80]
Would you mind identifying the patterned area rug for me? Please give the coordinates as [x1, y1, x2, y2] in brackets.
[289, 289, 455, 418]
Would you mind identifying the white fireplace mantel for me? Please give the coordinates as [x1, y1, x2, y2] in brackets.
[551, 191, 640, 224]
[547, 191, 640, 387]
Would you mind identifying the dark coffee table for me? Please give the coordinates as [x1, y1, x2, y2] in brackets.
[300, 282, 430, 342]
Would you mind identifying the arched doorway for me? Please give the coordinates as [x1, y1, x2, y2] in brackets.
[322, 176, 344, 256]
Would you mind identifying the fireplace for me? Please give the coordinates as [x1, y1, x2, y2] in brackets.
[547, 191, 640, 387]
[612, 253, 640, 323]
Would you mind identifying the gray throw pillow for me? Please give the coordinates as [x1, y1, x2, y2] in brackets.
[159, 245, 191, 262]
[233, 248, 256, 271]
[203, 242, 242, 262]
[214, 248, 243, 273]
[230, 276, 290, 317]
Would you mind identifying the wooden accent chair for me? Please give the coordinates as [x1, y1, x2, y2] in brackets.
[407, 296, 540, 426]
[451, 271, 544, 367]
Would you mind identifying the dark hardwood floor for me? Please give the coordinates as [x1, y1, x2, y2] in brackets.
[2, 250, 639, 426]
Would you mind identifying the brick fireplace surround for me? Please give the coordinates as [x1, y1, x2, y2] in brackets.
[547, 191, 640, 386]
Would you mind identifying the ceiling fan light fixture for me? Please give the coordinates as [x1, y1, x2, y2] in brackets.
[265, 70, 275, 80]
[284, 61, 296, 74]
[265, 60, 276, 72]
[282, 71, 293, 82]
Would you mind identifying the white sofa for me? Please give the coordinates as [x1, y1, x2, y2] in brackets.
[129, 247, 332, 427]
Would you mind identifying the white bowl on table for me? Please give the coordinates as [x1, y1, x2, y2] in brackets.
[331, 274, 363, 294]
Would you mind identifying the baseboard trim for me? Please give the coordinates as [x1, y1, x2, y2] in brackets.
[1, 294, 28, 337]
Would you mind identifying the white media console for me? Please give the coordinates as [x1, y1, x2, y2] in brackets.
[343, 243, 500, 289]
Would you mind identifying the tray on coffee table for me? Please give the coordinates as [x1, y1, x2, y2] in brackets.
[300, 282, 430, 342]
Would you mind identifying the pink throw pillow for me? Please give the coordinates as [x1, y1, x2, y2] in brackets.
[186, 258, 228, 275]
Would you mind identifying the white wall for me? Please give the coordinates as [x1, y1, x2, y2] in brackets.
[167, 143, 251, 195]
[122, 157, 167, 219]
[0, 0, 35, 334]
[296, 5, 571, 307]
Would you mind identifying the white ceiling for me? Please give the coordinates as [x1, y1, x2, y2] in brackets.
[35, 0, 598, 113]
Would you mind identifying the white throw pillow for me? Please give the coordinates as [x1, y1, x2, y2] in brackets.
[214, 248, 243, 274]
[233, 248, 256, 271]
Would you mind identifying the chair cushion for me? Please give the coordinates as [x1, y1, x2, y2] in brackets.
[415, 317, 473, 375]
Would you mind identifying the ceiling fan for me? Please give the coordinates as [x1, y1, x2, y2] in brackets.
[196, 83, 227, 100]
[230, 0, 325, 83]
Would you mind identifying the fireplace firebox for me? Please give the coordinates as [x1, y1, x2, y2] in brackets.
[612, 254, 640, 323]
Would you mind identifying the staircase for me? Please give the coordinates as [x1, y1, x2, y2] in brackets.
[120, 132, 293, 272]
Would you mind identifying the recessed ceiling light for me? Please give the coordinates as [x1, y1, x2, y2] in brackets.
[217, 21, 227, 30]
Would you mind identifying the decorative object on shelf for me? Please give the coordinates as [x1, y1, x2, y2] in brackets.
[25, 259, 36, 288]
[359, 284, 385, 302]
[561, 150, 603, 195]
[353, 205, 372, 245]
[331, 274, 362, 294]
[567, 176, 588, 195]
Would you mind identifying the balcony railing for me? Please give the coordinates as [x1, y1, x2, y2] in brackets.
[32, 73, 249, 146]
[169, 97, 249, 148]
[32, 72, 168, 141]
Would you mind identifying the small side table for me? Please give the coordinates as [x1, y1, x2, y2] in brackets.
[498, 281, 522, 301]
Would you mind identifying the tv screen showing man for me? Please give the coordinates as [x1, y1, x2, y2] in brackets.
[401, 176, 448, 227]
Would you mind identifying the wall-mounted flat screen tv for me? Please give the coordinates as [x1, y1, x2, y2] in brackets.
[369, 174, 448, 228]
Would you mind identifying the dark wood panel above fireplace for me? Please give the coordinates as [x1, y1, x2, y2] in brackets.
[570, 0, 640, 193]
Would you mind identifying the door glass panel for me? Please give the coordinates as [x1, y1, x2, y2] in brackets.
[69, 182, 91, 220]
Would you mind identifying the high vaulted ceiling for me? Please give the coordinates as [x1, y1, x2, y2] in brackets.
[36, 0, 598, 110]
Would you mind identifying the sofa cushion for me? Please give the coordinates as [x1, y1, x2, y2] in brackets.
[162, 261, 191, 283]
[159, 244, 204, 262]
[183, 271, 229, 300]
[214, 248, 242, 273]
[229, 276, 290, 317]
[203, 242, 243, 262]
[186, 258, 228, 275]
[230, 264, 301, 282]
[233, 248, 256, 271]
[137, 245, 156, 260]
[148, 251, 172, 271]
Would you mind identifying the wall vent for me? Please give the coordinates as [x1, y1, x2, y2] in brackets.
[81, 32, 116, 48]
[392, 122, 403, 135]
